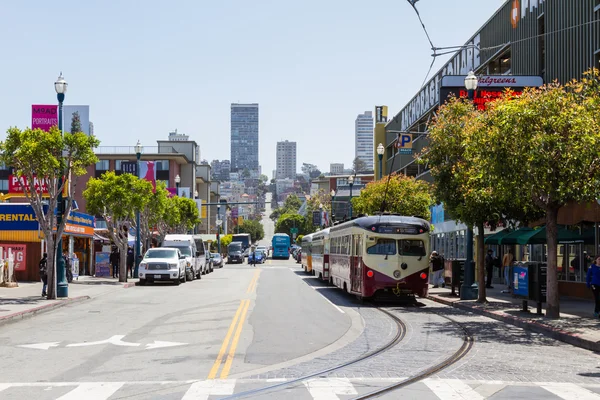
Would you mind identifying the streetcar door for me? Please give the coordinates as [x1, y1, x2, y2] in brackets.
[351, 234, 361, 293]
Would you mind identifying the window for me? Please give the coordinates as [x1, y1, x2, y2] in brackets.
[398, 240, 426, 257]
[114, 160, 131, 171]
[367, 239, 397, 255]
[0, 179, 8, 191]
[538, 15, 545, 77]
[488, 50, 511, 75]
[96, 160, 109, 170]
[155, 160, 169, 171]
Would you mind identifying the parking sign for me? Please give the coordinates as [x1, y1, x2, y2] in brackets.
[394, 133, 413, 154]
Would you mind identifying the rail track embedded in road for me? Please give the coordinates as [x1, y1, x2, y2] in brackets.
[220, 306, 407, 399]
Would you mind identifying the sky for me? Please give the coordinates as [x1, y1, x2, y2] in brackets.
[0, 0, 506, 179]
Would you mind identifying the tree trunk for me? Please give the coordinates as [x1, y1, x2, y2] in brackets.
[545, 206, 560, 318]
[46, 236, 56, 299]
[476, 221, 487, 303]
[119, 243, 128, 283]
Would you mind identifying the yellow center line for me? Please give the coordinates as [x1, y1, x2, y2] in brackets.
[220, 299, 251, 379]
[207, 300, 246, 379]
[246, 269, 261, 293]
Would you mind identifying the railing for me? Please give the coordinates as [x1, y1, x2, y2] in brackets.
[95, 146, 182, 155]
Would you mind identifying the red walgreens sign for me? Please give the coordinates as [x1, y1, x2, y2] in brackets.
[8, 175, 49, 194]
[0, 244, 27, 271]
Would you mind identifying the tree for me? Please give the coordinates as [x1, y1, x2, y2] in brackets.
[275, 213, 313, 236]
[140, 182, 170, 249]
[156, 195, 181, 244]
[283, 194, 302, 213]
[242, 168, 251, 179]
[238, 219, 264, 242]
[173, 196, 201, 233]
[84, 172, 152, 282]
[220, 234, 233, 252]
[70, 111, 82, 134]
[351, 173, 433, 219]
[302, 163, 321, 179]
[0, 127, 99, 298]
[260, 174, 269, 183]
[471, 72, 600, 317]
[353, 157, 368, 174]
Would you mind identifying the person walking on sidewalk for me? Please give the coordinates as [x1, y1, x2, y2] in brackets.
[485, 249, 495, 289]
[430, 251, 444, 288]
[110, 248, 120, 278]
[502, 249, 514, 292]
[39, 253, 48, 297]
[586, 256, 600, 318]
[127, 247, 134, 278]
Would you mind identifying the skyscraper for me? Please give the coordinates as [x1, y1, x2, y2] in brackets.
[355, 111, 374, 171]
[276, 140, 296, 180]
[211, 159, 231, 182]
[230, 103, 259, 173]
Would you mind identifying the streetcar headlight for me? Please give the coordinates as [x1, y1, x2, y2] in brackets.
[393, 270, 401, 279]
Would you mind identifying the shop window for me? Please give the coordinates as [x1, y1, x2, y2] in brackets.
[0, 179, 8, 191]
[95, 160, 109, 171]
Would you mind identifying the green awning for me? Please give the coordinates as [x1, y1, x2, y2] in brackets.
[484, 229, 512, 245]
[498, 226, 584, 245]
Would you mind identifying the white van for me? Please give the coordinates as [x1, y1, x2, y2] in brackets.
[193, 235, 212, 274]
[162, 234, 207, 280]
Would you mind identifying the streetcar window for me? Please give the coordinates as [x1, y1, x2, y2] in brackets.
[398, 240, 426, 256]
[367, 239, 397, 255]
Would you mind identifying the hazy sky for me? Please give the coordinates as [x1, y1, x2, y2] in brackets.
[0, 0, 506, 178]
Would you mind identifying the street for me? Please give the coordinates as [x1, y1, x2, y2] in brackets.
[0, 257, 599, 399]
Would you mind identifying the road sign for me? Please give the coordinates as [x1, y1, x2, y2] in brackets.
[290, 227, 298, 234]
[395, 133, 413, 154]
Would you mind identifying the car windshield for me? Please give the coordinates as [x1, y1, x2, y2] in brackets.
[171, 246, 192, 257]
[144, 249, 177, 259]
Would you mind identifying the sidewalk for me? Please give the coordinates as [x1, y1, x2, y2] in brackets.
[0, 277, 137, 325]
[427, 285, 600, 352]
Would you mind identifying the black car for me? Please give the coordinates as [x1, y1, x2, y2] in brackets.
[228, 251, 243, 264]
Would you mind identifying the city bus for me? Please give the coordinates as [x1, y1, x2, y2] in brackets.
[272, 233, 291, 259]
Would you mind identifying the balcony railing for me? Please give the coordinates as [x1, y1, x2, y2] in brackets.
[95, 146, 182, 155]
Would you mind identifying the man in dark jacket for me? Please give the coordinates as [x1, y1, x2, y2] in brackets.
[110, 248, 120, 278]
[39, 253, 48, 297]
[127, 247, 134, 278]
[430, 251, 444, 288]
[485, 249, 495, 289]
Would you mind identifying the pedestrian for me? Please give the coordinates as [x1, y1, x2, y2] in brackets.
[110, 247, 120, 278]
[127, 247, 134, 278]
[64, 254, 73, 283]
[502, 249, 514, 291]
[39, 253, 48, 297]
[586, 256, 600, 318]
[430, 251, 444, 288]
[485, 249, 495, 289]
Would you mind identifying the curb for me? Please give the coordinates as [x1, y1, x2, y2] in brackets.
[427, 295, 600, 353]
[122, 282, 136, 289]
[70, 281, 138, 288]
[0, 296, 91, 327]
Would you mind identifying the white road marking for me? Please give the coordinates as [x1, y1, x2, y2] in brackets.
[67, 335, 140, 347]
[145, 340, 187, 350]
[424, 378, 485, 400]
[310, 285, 345, 314]
[17, 342, 60, 350]
[540, 383, 600, 399]
[181, 379, 236, 400]
[56, 382, 124, 400]
[0, 384, 9, 392]
[303, 378, 357, 400]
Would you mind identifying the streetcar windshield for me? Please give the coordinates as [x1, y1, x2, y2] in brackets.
[367, 239, 397, 255]
[398, 240, 426, 256]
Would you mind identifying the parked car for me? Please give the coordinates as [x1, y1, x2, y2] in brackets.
[296, 249, 302, 263]
[210, 252, 223, 268]
[256, 246, 268, 258]
[248, 250, 265, 264]
[138, 247, 187, 285]
[162, 234, 206, 281]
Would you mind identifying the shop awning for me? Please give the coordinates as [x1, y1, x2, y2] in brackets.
[93, 233, 110, 242]
[499, 226, 584, 245]
[484, 229, 511, 245]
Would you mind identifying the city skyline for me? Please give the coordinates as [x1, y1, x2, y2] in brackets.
[0, 1, 505, 177]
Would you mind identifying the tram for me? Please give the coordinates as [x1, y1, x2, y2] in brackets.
[301, 233, 313, 274]
[328, 215, 430, 299]
[311, 228, 330, 282]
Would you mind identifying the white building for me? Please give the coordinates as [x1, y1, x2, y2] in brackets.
[168, 129, 189, 141]
[355, 111, 374, 171]
[330, 163, 344, 175]
[276, 140, 297, 179]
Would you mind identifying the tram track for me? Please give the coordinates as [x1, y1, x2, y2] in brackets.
[220, 306, 407, 399]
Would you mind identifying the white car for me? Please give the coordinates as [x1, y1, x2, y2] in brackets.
[256, 246, 268, 258]
[138, 247, 187, 286]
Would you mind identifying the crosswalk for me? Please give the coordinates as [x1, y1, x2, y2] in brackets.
[1, 378, 599, 399]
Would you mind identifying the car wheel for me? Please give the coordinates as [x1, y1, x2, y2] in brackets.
[174, 274, 181, 286]
[181, 270, 186, 283]
[188, 269, 194, 281]
[139, 278, 146, 286]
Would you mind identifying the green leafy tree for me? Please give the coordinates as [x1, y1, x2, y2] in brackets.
[84, 172, 152, 282]
[156, 195, 181, 244]
[140, 182, 170, 249]
[260, 174, 269, 183]
[0, 126, 99, 297]
[353, 156, 368, 174]
[70, 111, 82, 134]
[471, 72, 600, 317]
[238, 219, 264, 242]
[283, 194, 302, 212]
[173, 196, 201, 234]
[275, 213, 313, 236]
[351, 173, 433, 219]
[220, 234, 233, 252]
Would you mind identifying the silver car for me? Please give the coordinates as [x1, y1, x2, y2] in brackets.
[138, 247, 187, 286]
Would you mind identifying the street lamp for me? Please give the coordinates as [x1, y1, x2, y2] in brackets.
[217, 204, 222, 254]
[348, 175, 354, 219]
[134, 140, 143, 279]
[55, 73, 68, 298]
[330, 189, 336, 223]
[377, 143, 385, 180]
[319, 203, 323, 228]
[461, 71, 479, 301]
[193, 190, 199, 234]
[175, 174, 181, 195]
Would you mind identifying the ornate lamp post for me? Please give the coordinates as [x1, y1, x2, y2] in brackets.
[330, 189, 336, 223]
[377, 143, 385, 180]
[134, 140, 142, 278]
[461, 70, 479, 300]
[55, 73, 69, 298]
[175, 174, 181, 194]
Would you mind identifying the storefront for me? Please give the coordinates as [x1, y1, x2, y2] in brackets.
[0, 203, 95, 281]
